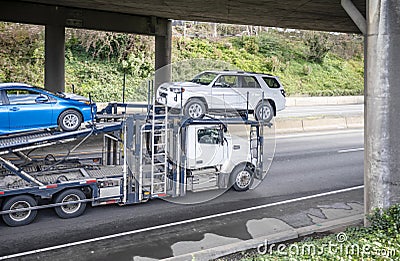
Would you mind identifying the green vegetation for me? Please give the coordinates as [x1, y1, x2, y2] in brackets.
[174, 32, 364, 97]
[0, 22, 364, 102]
[234, 205, 400, 260]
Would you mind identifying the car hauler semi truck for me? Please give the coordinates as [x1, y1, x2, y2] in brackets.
[0, 104, 264, 226]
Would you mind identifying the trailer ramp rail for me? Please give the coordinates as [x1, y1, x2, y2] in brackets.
[0, 122, 123, 185]
[0, 122, 123, 155]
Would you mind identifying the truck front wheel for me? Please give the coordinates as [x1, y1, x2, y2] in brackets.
[54, 189, 87, 219]
[2, 195, 37, 226]
[230, 165, 254, 191]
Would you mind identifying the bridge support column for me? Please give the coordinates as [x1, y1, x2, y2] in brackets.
[365, 0, 400, 215]
[154, 19, 172, 91]
[45, 24, 65, 93]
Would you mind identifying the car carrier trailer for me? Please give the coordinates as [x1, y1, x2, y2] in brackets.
[0, 103, 265, 226]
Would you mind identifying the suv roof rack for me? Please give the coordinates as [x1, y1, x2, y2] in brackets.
[218, 70, 274, 76]
[245, 71, 273, 76]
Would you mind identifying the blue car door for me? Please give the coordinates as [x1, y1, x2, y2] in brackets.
[0, 92, 10, 134]
[6, 88, 53, 131]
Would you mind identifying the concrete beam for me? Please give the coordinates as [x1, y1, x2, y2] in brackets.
[365, 0, 400, 217]
[45, 25, 65, 92]
[341, 0, 367, 34]
[0, 0, 164, 36]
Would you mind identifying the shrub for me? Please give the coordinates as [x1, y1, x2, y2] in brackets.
[367, 204, 400, 236]
[304, 32, 331, 64]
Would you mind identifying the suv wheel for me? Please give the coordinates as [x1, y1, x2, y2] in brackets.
[184, 99, 206, 119]
[254, 101, 274, 122]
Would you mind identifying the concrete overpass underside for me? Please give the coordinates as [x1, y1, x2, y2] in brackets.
[12, 0, 365, 33]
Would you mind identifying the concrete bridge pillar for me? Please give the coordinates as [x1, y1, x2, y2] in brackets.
[155, 18, 172, 91]
[365, 0, 400, 213]
[45, 24, 65, 93]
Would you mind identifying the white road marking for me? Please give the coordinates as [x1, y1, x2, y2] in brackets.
[338, 148, 364, 153]
[0, 185, 364, 260]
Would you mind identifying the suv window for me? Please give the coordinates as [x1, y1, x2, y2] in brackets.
[6, 89, 46, 105]
[240, 76, 261, 88]
[214, 75, 238, 88]
[262, 77, 281, 88]
[191, 72, 218, 85]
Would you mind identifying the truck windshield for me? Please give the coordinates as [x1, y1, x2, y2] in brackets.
[191, 72, 218, 85]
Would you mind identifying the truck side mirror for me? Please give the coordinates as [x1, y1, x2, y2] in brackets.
[219, 128, 225, 145]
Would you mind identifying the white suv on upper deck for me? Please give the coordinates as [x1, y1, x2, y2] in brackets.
[156, 70, 286, 122]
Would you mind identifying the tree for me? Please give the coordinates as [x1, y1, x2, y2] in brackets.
[304, 32, 331, 63]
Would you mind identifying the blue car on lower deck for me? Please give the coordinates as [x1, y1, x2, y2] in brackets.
[0, 83, 97, 135]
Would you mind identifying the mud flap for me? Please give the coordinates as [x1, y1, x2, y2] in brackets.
[218, 172, 230, 189]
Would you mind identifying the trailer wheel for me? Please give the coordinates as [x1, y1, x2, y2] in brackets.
[2, 195, 37, 226]
[54, 189, 87, 219]
[230, 165, 254, 191]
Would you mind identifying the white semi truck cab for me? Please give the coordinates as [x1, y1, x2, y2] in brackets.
[183, 122, 261, 192]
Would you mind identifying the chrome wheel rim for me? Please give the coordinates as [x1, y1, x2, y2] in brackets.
[61, 194, 81, 214]
[9, 201, 31, 222]
[236, 170, 251, 189]
[63, 114, 79, 129]
[188, 103, 203, 118]
[259, 106, 271, 120]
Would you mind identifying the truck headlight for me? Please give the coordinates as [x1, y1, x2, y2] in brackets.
[170, 87, 185, 93]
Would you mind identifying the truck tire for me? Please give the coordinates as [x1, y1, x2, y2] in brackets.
[59, 109, 82, 132]
[184, 99, 206, 119]
[54, 189, 87, 219]
[2, 195, 37, 226]
[230, 165, 254, 191]
[254, 101, 274, 122]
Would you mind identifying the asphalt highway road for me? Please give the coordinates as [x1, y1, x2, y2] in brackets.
[0, 129, 364, 259]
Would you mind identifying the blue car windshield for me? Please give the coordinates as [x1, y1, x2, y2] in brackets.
[191, 72, 218, 85]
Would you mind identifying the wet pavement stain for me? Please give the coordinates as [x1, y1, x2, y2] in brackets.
[171, 233, 242, 256]
[246, 218, 294, 238]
